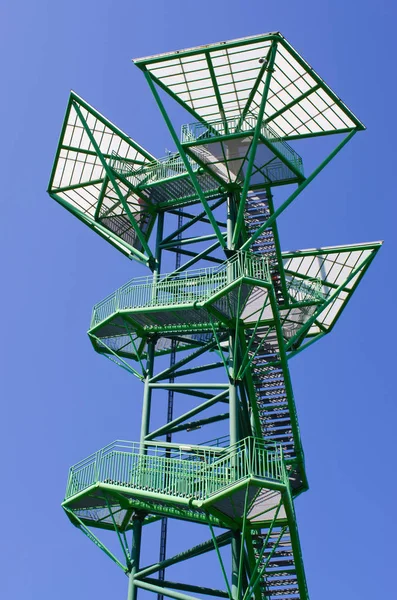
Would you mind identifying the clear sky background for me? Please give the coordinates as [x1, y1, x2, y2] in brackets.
[0, 1, 396, 598]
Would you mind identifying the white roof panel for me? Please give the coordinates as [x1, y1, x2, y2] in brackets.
[48, 93, 155, 256]
[282, 242, 382, 336]
[135, 33, 364, 139]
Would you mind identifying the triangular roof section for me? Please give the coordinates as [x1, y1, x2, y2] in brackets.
[134, 33, 364, 140]
[282, 241, 382, 336]
[48, 92, 156, 259]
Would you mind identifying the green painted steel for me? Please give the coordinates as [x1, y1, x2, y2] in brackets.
[91, 252, 271, 327]
[64, 437, 286, 502]
[180, 117, 304, 176]
[48, 33, 381, 600]
[89, 257, 324, 338]
[110, 151, 200, 186]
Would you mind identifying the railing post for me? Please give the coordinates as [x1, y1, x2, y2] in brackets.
[94, 450, 99, 483]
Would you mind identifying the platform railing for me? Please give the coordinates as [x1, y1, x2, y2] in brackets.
[65, 437, 286, 501]
[181, 116, 303, 176]
[90, 252, 271, 328]
[109, 151, 199, 188]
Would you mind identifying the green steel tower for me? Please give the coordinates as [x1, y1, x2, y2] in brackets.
[48, 33, 381, 600]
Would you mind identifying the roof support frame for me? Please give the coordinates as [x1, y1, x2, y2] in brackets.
[241, 129, 357, 251]
[72, 101, 154, 261]
[205, 52, 229, 134]
[145, 71, 219, 134]
[284, 250, 376, 349]
[232, 41, 278, 247]
[287, 332, 327, 359]
[237, 44, 275, 130]
[94, 175, 110, 220]
[143, 71, 227, 250]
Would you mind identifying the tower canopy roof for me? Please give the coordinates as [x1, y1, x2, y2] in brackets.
[48, 92, 156, 260]
[134, 33, 364, 140]
[282, 241, 382, 336]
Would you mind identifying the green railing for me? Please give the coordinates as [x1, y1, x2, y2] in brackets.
[65, 437, 286, 501]
[286, 276, 324, 303]
[109, 151, 199, 188]
[91, 252, 271, 328]
[181, 116, 303, 176]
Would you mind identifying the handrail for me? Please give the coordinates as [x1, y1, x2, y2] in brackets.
[109, 151, 199, 188]
[90, 257, 324, 329]
[90, 252, 271, 328]
[65, 436, 287, 501]
[181, 116, 304, 176]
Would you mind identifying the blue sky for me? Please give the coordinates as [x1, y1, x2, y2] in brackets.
[0, 1, 396, 598]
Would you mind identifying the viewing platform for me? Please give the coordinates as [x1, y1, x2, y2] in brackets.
[89, 252, 323, 345]
[181, 115, 304, 187]
[63, 437, 290, 530]
[109, 151, 222, 209]
[48, 93, 306, 265]
[109, 117, 304, 204]
[89, 252, 272, 340]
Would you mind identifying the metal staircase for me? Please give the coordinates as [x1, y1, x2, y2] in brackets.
[244, 189, 304, 491]
[248, 330, 304, 492]
[245, 191, 285, 305]
[252, 526, 306, 600]
[245, 193, 276, 262]
[47, 32, 380, 600]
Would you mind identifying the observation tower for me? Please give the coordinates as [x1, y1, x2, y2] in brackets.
[48, 33, 381, 600]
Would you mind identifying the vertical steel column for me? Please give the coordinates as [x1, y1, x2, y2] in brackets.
[131, 213, 164, 600]
[154, 212, 164, 282]
[227, 193, 241, 600]
[127, 341, 155, 600]
[158, 209, 183, 600]
[140, 342, 155, 447]
[227, 193, 239, 446]
[141, 210, 163, 448]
